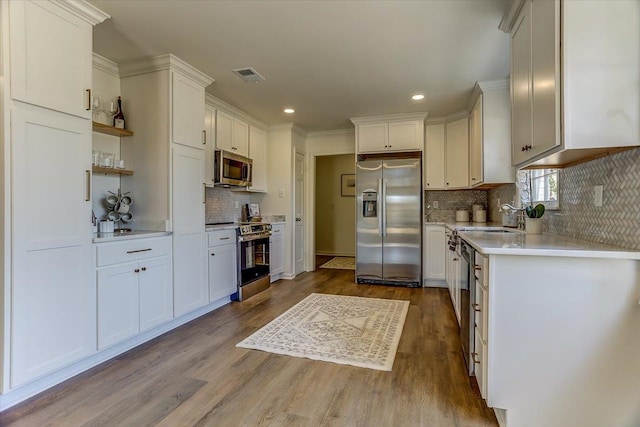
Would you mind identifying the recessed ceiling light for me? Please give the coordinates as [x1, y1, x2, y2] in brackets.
[284, 108, 295, 114]
[412, 94, 425, 101]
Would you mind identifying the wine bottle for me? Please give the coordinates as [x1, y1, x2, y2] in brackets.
[113, 96, 125, 129]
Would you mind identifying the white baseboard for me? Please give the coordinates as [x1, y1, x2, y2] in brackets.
[423, 279, 447, 288]
[494, 408, 507, 427]
[0, 297, 230, 411]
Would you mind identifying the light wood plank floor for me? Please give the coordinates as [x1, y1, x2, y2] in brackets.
[1, 267, 498, 427]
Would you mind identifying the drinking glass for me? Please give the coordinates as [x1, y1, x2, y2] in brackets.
[91, 95, 103, 122]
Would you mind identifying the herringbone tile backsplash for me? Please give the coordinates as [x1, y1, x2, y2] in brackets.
[488, 147, 640, 250]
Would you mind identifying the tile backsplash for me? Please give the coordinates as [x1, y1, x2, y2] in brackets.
[425, 190, 488, 222]
[488, 147, 640, 250]
[205, 187, 251, 223]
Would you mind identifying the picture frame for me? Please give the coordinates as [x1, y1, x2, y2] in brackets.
[341, 174, 356, 197]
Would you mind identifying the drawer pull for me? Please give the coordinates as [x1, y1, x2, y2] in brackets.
[219, 237, 230, 240]
[472, 303, 481, 312]
[471, 352, 481, 364]
[141, 267, 147, 271]
[211, 253, 215, 256]
[452, 257, 459, 261]
[473, 265, 482, 271]
[134, 268, 140, 273]
[126, 248, 152, 254]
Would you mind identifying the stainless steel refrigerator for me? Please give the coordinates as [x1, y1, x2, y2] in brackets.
[356, 156, 422, 287]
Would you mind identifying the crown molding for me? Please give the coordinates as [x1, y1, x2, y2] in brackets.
[92, 53, 119, 78]
[119, 54, 214, 87]
[204, 94, 268, 130]
[467, 79, 509, 111]
[498, 0, 526, 33]
[307, 128, 355, 139]
[269, 123, 295, 133]
[425, 116, 447, 125]
[51, 0, 110, 25]
[291, 124, 307, 139]
[350, 111, 429, 126]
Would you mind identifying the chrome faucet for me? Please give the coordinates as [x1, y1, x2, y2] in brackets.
[500, 203, 526, 230]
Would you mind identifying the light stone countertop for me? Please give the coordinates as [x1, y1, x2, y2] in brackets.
[458, 230, 640, 260]
[205, 224, 240, 232]
[93, 230, 171, 243]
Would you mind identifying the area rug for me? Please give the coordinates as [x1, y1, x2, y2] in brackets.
[236, 293, 409, 371]
[319, 256, 356, 270]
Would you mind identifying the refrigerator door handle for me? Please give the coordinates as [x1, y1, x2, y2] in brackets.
[377, 178, 383, 237]
[382, 178, 387, 237]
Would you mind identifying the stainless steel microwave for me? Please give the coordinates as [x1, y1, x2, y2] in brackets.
[214, 149, 252, 187]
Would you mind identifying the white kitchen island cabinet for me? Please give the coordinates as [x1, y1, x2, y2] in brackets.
[459, 231, 640, 427]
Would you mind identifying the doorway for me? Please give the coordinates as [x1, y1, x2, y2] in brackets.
[314, 154, 356, 262]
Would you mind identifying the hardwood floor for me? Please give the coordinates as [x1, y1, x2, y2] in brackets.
[1, 268, 498, 427]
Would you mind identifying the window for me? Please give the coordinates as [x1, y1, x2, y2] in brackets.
[518, 169, 559, 209]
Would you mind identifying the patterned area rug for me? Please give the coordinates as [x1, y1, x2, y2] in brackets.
[236, 293, 409, 371]
[319, 256, 356, 270]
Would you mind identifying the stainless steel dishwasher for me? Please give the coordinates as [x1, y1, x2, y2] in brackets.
[459, 239, 475, 375]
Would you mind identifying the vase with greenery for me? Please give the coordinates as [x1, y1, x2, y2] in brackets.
[524, 203, 545, 234]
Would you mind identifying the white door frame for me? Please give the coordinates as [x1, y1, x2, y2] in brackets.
[303, 133, 356, 271]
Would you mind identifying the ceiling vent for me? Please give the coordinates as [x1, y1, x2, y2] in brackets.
[232, 67, 265, 83]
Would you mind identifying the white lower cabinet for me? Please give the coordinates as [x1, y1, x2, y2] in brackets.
[208, 230, 237, 302]
[270, 223, 285, 282]
[96, 237, 172, 350]
[473, 252, 489, 399]
[424, 225, 446, 282]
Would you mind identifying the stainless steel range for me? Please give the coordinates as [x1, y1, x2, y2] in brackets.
[232, 222, 272, 301]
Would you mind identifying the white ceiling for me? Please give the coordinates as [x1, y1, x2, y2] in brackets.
[89, 0, 510, 132]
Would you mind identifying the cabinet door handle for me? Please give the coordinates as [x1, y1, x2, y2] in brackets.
[134, 268, 140, 273]
[141, 267, 147, 271]
[473, 265, 482, 271]
[211, 253, 215, 256]
[85, 170, 91, 201]
[126, 248, 152, 254]
[202, 130, 206, 145]
[203, 183, 206, 204]
[471, 178, 476, 181]
[472, 303, 481, 312]
[86, 89, 91, 111]
[452, 257, 459, 261]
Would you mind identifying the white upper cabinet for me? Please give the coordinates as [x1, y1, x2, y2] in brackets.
[248, 126, 268, 192]
[506, 0, 640, 167]
[204, 104, 216, 185]
[468, 81, 513, 187]
[444, 117, 469, 189]
[8, 1, 107, 119]
[215, 110, 248, 157]
[425, 117, 471, 190]
[357, 122, 388, 152]
[172, 72, 206, 149]
[351, 113, 427, 154]
[424, 123, 445, 190]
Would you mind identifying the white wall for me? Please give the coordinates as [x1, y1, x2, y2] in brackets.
[91, 54, 122, 222]
[315, 154, 356, 256]
[260, 125, 294, 277]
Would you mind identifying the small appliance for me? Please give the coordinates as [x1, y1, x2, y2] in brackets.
[214, 149, 252, 187]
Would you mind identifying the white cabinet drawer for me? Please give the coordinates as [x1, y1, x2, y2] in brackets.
[475, 279, 488, 342]
[474, 329, 487, 399]
[96, 236, 172, 267]
[208, 229, 237, 247]
[474, 252, 489, 288]
[270, 224, 284, 239]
